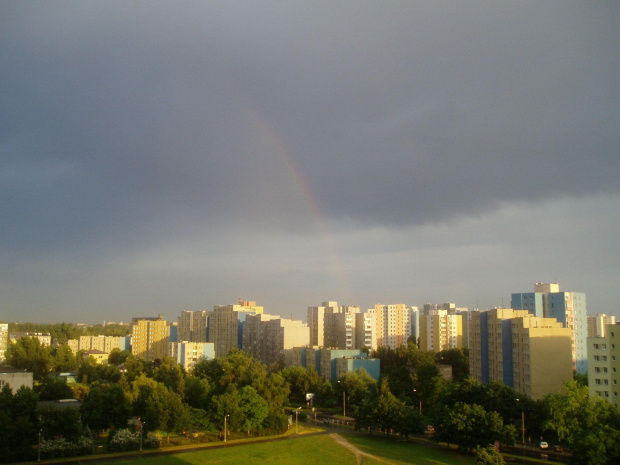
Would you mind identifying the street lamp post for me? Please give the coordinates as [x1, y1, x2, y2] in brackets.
[338, 381, 346, 418]
[224, 414, 229, 443]
[517, 399, 525, 446]
[295, 407, 301, 434]
[413, 389, 422, 415]
[140, 421, 146, 452]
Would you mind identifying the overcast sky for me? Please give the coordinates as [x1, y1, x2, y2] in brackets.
[1, 2, 619, 324]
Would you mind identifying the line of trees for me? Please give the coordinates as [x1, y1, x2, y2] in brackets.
[3, 335, 620, 464]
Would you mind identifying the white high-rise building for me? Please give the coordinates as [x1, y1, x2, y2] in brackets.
[369, 304, 412, 349]
[419, 309, 463, 352]
[587, 314, 617, 338]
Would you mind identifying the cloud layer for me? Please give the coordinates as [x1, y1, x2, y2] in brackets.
[1, 2, 619, 322]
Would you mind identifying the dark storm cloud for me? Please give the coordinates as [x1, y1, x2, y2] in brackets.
[2, 2, 619, 253]
[1, 2, 620, 322]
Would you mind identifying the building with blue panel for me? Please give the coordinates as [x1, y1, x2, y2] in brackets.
[512, 283, 588, 374]
[511, 293, 545, 317]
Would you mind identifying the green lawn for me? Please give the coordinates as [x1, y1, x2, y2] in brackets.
[342, 433, 476, 465]
[91, 433, 477, 465]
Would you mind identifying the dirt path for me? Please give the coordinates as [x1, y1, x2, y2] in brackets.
[330, 433, 391, 465]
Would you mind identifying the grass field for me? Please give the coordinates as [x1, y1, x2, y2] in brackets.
[97, 432, 478, 465]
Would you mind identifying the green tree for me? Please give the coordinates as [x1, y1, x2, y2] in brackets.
[434, 402, 504, 451]
[544, 381, 620, 465]
[183, 376, 211, 409]
[4, 337, 53, 383]
[337, 369, 378, 415]
[39, 405, 83, 442]
[108, 348, 131, 366]
[374, 379, 405, 438]
[0, 385, 40, 462]
[38, 377, 74, 400]
[394, 404, 424, 441]
[475, 445, 505, 465]
[437, 348, 469, 381]
[81, 383, 131, 432]
[143, 383, 190, 439]
[52, 344, 79, 372]
[238, 386, 269, 435]
[153, 356, 185, 396]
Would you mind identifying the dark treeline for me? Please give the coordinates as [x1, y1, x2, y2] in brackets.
[7, 322, 131, 343]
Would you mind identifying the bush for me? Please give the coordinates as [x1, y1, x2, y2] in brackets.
[475, 445, 505, 465]
[40, 436, 94, 459]
[108, 428, 158, 452]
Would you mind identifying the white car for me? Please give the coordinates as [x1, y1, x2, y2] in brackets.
[539, 441, 549, 449]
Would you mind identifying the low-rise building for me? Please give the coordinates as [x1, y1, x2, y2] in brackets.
[0, 366, 33, 390]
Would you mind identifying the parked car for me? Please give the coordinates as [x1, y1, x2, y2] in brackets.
[553, 445, 564, 452]
[539, 441, 549, 449]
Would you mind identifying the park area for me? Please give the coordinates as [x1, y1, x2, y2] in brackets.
[57, 430, 537, 465]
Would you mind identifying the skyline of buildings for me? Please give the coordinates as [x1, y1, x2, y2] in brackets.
[7, 283, 620, 408]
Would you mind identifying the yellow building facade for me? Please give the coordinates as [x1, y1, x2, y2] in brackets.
[130, 314, 170, 361]
[419, 309, 463, 353]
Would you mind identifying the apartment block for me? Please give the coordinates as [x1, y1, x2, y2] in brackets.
[177, 310, 210, 343]
[587, 314, 617, 338]
[512, 283, 588, 374]
[355, 312, 377, 350]
[369, 303, 412, 349]
[71, 335, 129, 354]
[470, 309, 572, 400]
[319, 348, 378, 381]
[169, 341, 214, 372]
[263, 318, 310, 366]
[10, 332, 51, 346]
[324, 305, 360, 349]
[242, 313, 281, 362]
[209, 299, 263, 358]
[511, 315, 573, 400]
[0, 324, 8, 361]
[130, 314, 170, 361]
[419, 309, 463, 353]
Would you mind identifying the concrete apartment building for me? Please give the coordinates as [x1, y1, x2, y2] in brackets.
[512, 282, 588, 374]
[0, 323, 8, 361]
[71, 335, 130, 354]
[130, 314, 170, 361]
[307, 301, 373, 350]
[324, 305, 360, 350]
[243, 313, 281, 363]
[369, 303, 412, 349]
[243, 313, 310, 366]
[169, 341, 214, 372]
[587, 324, 620, 409]
[177, 310, 210, 343]
[209, 299, 263, 358]
[588, 314, 616, 338]
[355, 312, 377, 350]
[10, 332, 51, 346]
[419, 309, 463, 352]
[262, 317, 310, 366]
[470, 308, 572, 400]
[512, 315, 573, 400]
